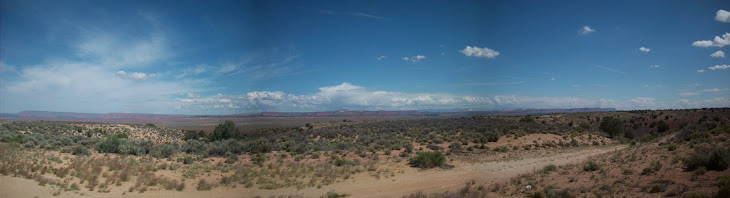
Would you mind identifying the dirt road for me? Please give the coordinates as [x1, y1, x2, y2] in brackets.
[0, 145, 626, 198]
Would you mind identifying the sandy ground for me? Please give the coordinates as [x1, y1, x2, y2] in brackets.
[0, 144, 625, 198]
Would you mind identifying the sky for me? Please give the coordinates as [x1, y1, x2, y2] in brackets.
[1, 0, 729, 115]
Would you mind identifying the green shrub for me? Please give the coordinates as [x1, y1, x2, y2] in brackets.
[485, 133, 499, 142]
[182, 139, 207, 155]
[183, 156, 194, 164]
[150, 143, 180, 158]
[668, 143, 677, 151]
[409, 151, 446, 168]
[520, 116, 535, 123]
[118, 141, 145, 155]
[542, 164, 557, 174]
[332, 158, 356, 166]
[251, 153, 266, 167]
[600, 116, 623, 138]
[684, 146, 730, 171]
[650, 184, 667, 193]
[196, 179, 212, 191]
[641, 161, 662, 175]
[209, 120, 239, 141]
[680, 191, 709, 198]
[656, 121, 669, 133]
[71, 145, 91, 156]
[322, 191, 349, 198]
[96, 136, 122, 153]
[225, 155, 237, 164]
[583, 161, 601, 172]
[717, 176, 730, 198]
[528, 191, 546, 198]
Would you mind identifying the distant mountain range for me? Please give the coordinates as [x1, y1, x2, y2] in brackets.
[0, 108, 616, 120]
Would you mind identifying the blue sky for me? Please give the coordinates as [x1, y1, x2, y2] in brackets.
[1, 0, 729, 114]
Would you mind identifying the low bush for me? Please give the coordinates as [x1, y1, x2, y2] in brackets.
[684, 146, 730, 171]
[641, 161, 662, 175]
[717, 176, 730, 198]
[71, 145, 91, 156]
[332, 158, 356, 166]
[409, 151, 446, 169]
[183, 156, 194, 164]
[197, 179, 212, 191]
[542, 164, 557, 174]
[583, 161, 601, 172]
[150, 143, 180, 158]
[668, 143, 677, 151]
[322, 191, 349, 198]
[528, 191, 546, 198]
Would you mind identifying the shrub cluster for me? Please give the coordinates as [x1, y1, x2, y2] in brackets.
[583, 161, 601, 172]
[684, 146, 730, 171]
[409, 151, 446, 168]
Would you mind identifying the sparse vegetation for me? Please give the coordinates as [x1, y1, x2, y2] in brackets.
[684, 146, 730, 171]
[0, 108, 727, 197]
[409, 151, 446, 169]
[583, 161, 601, 172]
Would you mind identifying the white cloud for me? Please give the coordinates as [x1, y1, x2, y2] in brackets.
[639, 47, 651, 53]
[717, 10, 730, 23]
[187, 93, 200, 98]
[116, 70, 158, 80]
[550, 78, 556, 81]
[678, 88, 727, 97]
[679, 92, 700, 96]
[709, 64, 730, 70]
[3, 61, 202, 114]
[402, 55, 427, 63]
[459, 46, 500, 59]
[376, 56, 387, 61]
[692, 33, 730, 47]
[171, 83, 725, 113]
[628, 97, 656, 109]
[703, 88, 724, 92]
[674, 98, 730, 109]
[649, 65, 660, 68]
[579, 26, 596, 35]
[698, 69, 705, 73]
[711, 50, 725, 58]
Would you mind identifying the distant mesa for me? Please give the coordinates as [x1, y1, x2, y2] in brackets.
[11, 111, 189, 120]
[1, 108, 616, 120]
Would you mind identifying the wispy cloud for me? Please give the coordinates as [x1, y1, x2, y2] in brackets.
[579, 26, 596, 35]
[638, 47, 651, 53]
[177, 82, 703, 113]
[649, 65, 660, 68]
[376, 56, 387, 61]
[460, 46, 500, 59]
[402, 55, 426, 63]
[116, 70, 158, 80]
[709, 64, 730, 70]
[679, 92, 699, 96]
[451, 81, 526, 87]
[595, 65, 625, 74]
[309, 7, 389, 20]
[678, 88, 727, 96]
